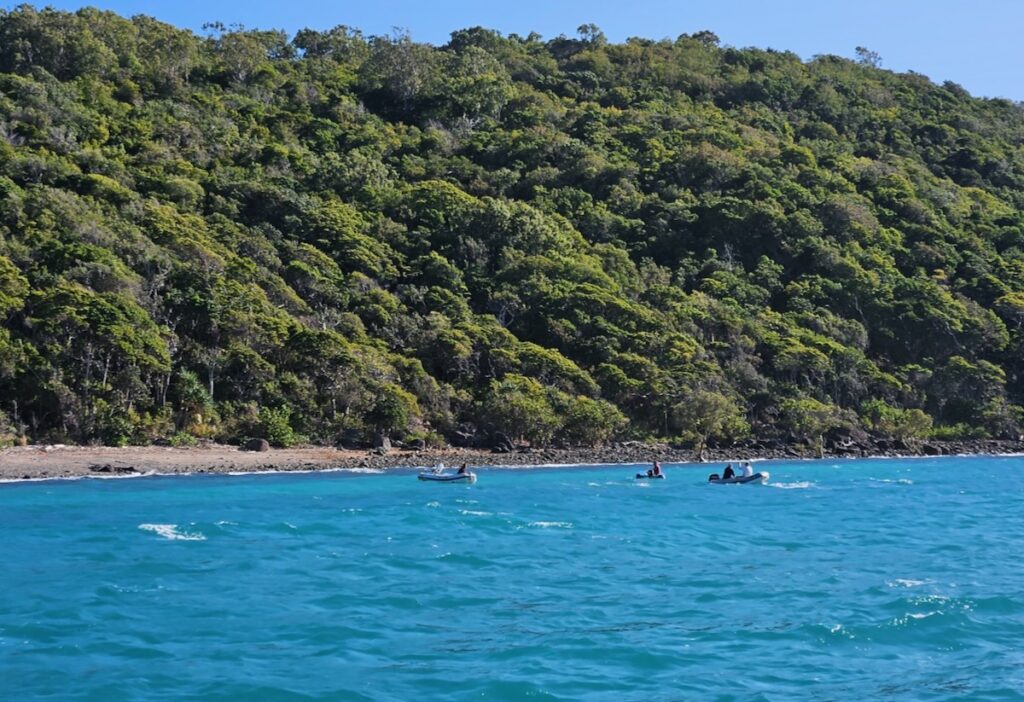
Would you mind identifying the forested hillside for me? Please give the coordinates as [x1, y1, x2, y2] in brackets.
[1, 6, 1023, 449]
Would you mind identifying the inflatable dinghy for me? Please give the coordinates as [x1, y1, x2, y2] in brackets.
[707, 471, 769, 485]
[418, 471, 477, 483]
[635, 473, 666, 480]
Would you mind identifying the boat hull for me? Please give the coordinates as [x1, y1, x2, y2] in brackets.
[418, 472, 477, 483]
[709, 471, 769, 485]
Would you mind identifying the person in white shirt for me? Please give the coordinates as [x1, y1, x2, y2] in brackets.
[740, 462, 754, 477]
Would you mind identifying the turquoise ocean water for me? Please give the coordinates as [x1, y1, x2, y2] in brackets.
[3, 455, 1024, 701]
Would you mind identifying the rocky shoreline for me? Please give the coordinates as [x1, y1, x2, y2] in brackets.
[0, 438, 1022, 481]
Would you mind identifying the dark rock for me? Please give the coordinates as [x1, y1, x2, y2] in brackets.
[825, 426, 870, 446]
[370, 446, 387, 456]
[243, 438, 270, 452]
[449, 423, 481, 448]
[450, 431, 475, 447]
[334, 429, 366, 450]
[408, 438, 426, 451]
[920, 443, 943, 456]
[89, 464, 137, 474]
[373, 435, 392, 451]
[490, 432, 515, 454]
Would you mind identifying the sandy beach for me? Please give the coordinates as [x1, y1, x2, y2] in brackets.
[0, 443, 686, 480]
[2, 439, 1023, 481]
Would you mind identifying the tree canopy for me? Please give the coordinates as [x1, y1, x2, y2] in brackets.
[1, 7, 1023, 447]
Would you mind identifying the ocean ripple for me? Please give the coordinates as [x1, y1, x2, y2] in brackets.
[2, 456, 1023, 700]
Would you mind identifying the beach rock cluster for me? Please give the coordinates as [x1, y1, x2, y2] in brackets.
[344, 437, 1024, 472]
[242, 438, 271, 452]
[88, 464, 137, 474]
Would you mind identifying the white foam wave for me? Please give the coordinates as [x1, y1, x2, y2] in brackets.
[459, 509, 491, 517]
[825, 623, 855, 639]
[888, 578, 927, 588]
[528, 521, 573, 529]
[772, 481, 815, 489]
[425, 501, 440, 508]
[0, 470, 160, 484]
[891, 611, 942, 626]
[224, 466, 382, 477]
[138, 523, 206, 541]
[90, 470, 159, 480]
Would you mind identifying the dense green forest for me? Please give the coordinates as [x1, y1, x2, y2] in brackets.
[1, 6, 1023, 450]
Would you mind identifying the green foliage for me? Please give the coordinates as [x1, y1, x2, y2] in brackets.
[168, 431, 199, 448]
[477, 375, 561, 444]
[780, 398, 847, 437]
[257, 406, 298, 448]
[0, 256, 29, 316]
[403, 429, 448, 448]
[0, 408, 19, 447]
[861, 399, 933, 441]
[780, 397, 851, 456]
[366, 385, 419, 436]
[557, 394, 626, 446]
[0, 6, 1023, 446]
[673, 389, 749, 456]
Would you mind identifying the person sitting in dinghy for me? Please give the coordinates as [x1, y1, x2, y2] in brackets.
[740, 462, 754, 478]
[722, 464, 735, 480]
[457, 463, 468, 475]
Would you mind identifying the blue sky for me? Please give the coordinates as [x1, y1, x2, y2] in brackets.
[14, 0, 1024, 100]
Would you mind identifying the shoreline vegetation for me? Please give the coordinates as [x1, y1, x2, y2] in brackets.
[2, 439, 1022, 481]
[2, 8, 1024, 455]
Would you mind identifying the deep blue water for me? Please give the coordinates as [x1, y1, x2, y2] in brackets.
[3, 456, 1024, 701]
